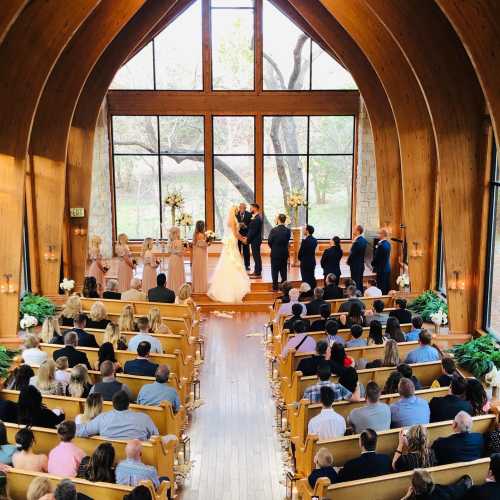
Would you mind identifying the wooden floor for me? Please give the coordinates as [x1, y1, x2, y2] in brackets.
[181, 312, 285, 500]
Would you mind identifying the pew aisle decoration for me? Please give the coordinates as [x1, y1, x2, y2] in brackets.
[430, 308, 448, 333]
[19, 293, 56, 324]
[164, 190, 185, 226]
[19, 314, 37, 333]
[408, 289, 448, 321]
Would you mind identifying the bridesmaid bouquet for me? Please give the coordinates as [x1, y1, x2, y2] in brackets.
[205, 230, 216, 243]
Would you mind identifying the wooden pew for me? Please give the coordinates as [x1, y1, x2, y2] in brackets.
[40, 343, 194, 384]
[6, 468, 169, 500]
[4, 423, 176, 489]
[298, 458, 491, 500]
[295, 414, 496, 478]
[282, 361, 444, 405]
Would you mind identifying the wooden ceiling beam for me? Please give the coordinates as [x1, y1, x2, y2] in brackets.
[0, 0, 29, 45]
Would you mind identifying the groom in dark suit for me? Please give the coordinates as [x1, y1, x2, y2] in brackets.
[244, 203, 263, 278]
[372, 227, 391, 294]
[268, 214, 291, 290]
[347, 224, 368, 293]
[236, 202, 252, 271]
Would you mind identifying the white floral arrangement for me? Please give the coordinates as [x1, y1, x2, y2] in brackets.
[59, 278, 75, 292]
[176, 212, 193, 227]
[286, 191, 307, 209]
[430, 308, 448, 326]
[275, 213, 291, 226]
[164, 191, 185, 209]
[396, 274, 410, 288]
[20, 314, 38, 330]
[205, 230, 216, 242]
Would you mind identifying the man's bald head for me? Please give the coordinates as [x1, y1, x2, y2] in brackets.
[125, 439, 142, 460]
[155, 364, 170, 384]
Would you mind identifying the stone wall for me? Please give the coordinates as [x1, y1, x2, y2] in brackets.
[355, 99, 379, 232]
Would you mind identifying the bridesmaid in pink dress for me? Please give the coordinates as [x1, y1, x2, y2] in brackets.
[191, 221, 208, 294]
[166, 226, 185, 294]
[115, 233, 134, 292]
[142, 237, 159, 294]
[87, 236, 107, 295]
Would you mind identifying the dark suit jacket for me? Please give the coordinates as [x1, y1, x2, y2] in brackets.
[306, 299, 327, 316]
[432, 432, 485, 465]
[283, 316, 310, 333]
[0, 399, 18, 423]
[347, 236, 367, 271]
[464, 482, 500, 500]
[389, 308, 413, 324]
[372, 239, 391, 273]
[298, 236, 317, 267]
[123, 358, 159, 377]
[337, 452, 392, 482]
[320, 246, 343, 278]
[148, 286, 175, 303]
[85, 319, 111, 330]
[268, 224, 291, 259]
[236, 210, 252, 236]
[297, 355, 327, 377]
[338, 298, 365, 313]
[103, 291, 121, 300]
[429, 394, 473, 423]
[308, 466, 338, 488]
[246, 214, 263, 244]
[70, 328, 99, 348]
[323, 284, 343, 300]
[53, 345, 91, 369]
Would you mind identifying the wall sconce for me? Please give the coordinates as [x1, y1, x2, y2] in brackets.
[449, 270, 465, 292]
[410, 241, 424, 258]
[44, 245, 57, 262]
[0, 274, 17, 294]
[73, 225, 87, 236]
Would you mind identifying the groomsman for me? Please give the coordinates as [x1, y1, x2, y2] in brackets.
[372, 227, 391, 294]
[236, 202, 252, 271]
[245, 203, 263, 278]
[298, 225, 318, 289]
[268, 214, 291, 291]
[347, 224, 368, 292]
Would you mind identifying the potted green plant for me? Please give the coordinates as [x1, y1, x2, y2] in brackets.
[19, 293, 56, 326]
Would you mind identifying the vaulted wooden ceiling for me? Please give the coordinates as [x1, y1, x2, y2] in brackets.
[0, 0, 498, 338]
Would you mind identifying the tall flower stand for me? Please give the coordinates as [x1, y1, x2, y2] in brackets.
[291, 227, 302, 267]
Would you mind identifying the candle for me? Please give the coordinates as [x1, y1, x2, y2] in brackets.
[189, 391, 195, 404]
[195, 350, 201, 363]
[273, 368, 278, 379]
[281, 417, 287, 430]
[177, 450, 185, 465]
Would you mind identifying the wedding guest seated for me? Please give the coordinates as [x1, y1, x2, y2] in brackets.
[75, 393, 103, 425]
[54, 356, 71, 390]
[280, 320, 316, 358]
[432, 411, 485, 465]
[68, 314, 99, 348]
[66, 364, 93, 398]
[390, 298, 412, 324]
[147, 273, 175, 304]
[12, 428, 48, 472]
[397, 363, 423, 390]
[89, 360, 133, 401]
[48, 420, 85, 478]
[390, 378, 430, 427]
[432, 357, 459, 388]
[338, 285, 365, 313]
[123, 341, 159, 377]
[322, 273, 343, 300]
[364, 279, 382, 298]
[124, 485, 153, 500]
[77, 442, 116, 484]
[429, 376, 472, 423]
[148, 308, 173, 335]
[466, 378, 490, 416]
[277, 288, 306, 318]
[339, 302, 366, 328]
[383, 370, 403, 395]
[6, 364, 34, 391]
[17, 385, 65, 429]
[348, 382, 391, 433]
[325, 319, 346, 347]
[118, 305, 137, 333]
[86, 302, 111, 330]
[330, 343, 354, 375]
[346, 324, 367, 348]
[96, 342, 122, 373]
[339, 367, 365, 399]
[367, 339, 400, 370]
[103, 279, 121, 300]
[308, 386, 346, 440]
[298, 282, 313, 301]
[405, 330, 441, 364]
[29, 359, 64, 395]
[367, 299, 388, 325]
[127, 317, 163, 354]
[385, 317, 406, 343]
[406, 316, 424, 342]
[283, 303, 309, 333]
[296, 340, 329, 377]
[337, 429, 392, 482]
[54, 331, 91, 369]
[76, 390, 159, 440]
[367, 320, 385, 345]
[310, 304, 331, 332]
[275, 281, 292, 305]
[60, 294, 82, 327]
[308, 448, 338, 489]
[304, 363, 360, 403]
[392, 424, 435, 472]
[0, 421, 17, 465]
[22, 335, 48, 366]
[137, 365, 180, 413]
[82, 276, 99, 298]
[306, 287, 327, 316]
[26, 476, 54, 500]
[55, 478, 92, 500]
[41, 315, 64, 344]
[463, 452, 500, 499]
[121, 278, 147, 302]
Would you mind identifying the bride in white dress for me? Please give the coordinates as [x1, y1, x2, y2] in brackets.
[208, 206, 251, 303]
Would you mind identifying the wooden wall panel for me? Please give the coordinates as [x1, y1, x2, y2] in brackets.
[319, 0, 437, 293]
[0, 0, 28, 44]
[366, 0, 485, 333]
[0, 0, 99, 338]
[29, 0, 146, 296]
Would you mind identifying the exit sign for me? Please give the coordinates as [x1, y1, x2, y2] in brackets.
[70, 207, 85, 218]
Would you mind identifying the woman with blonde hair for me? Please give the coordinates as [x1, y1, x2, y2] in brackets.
[66, 364, 92, 398]
[393, 425, 435, 472]
[176, 283, 193, 305]
[383, 339, 400, 367]
[142, 237, 160, 295]
[103, 322, 127, 350]
[22, 335, 48, 366]
[60, 294, 81, 327]
[191, 220, 208, 293]
[87, 235, 107, 295]
[147, 308, 171, 335]
[115, 233, 134, 292]
[86, 301, 110, 330]
[118, 304, 136, 332]
[26, 476, 53, 500]
[308, 447, 338, 488]
[75, 393, 103, 425]
[166, 226, 185, 294]
[54, 356, 70, 389]
[30, 359, 63, 396]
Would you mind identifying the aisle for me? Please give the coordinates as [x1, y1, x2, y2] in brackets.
[181, 312, 285, 500]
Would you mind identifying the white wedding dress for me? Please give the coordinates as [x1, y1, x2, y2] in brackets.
[207, 209, 251, 303]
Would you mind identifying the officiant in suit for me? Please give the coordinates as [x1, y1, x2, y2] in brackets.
[347, 224, 368, 292]
[245, 203, 263, 278]
[268, 214, 291, 290]
[298, 225, 318, 289]
[236, 202, 252, 271]
[372, 227, 391, 294]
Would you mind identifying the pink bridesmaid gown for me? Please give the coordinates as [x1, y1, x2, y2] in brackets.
[167, 241, 185, 295]
[87, 249, 105, 295]
[116, 244, 134, 292]
[142, 250, 159, 294]
[191, 237, 208, 294]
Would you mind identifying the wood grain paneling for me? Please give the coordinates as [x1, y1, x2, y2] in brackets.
[0, 0, 28, 45]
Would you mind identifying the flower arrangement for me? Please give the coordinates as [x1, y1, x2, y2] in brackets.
[59, 278, 75, 293]
[396, 274, 410, 289]
[286, 191, 307, 227]
[430, 308, 448, 326]
[20, 293, 56, 324]
[205, 230, 216, 243]
[164, 191, 185, 225]
[20, 313, 38, 332]
[176, 212, 193, 227]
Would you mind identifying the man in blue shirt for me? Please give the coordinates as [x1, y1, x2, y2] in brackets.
[137, 365, 180, 413]
[390, 378, 430, 427]
[346, 325, 368, 348]
[116, 439, 162, 488]
[405, 316, 423, 342]
[405, 330, 441, 364]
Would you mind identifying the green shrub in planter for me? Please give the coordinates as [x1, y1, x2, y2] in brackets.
[449, 335, 500, 379]
[408, 290, 448, 321]
[19, 293, 56, 324]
